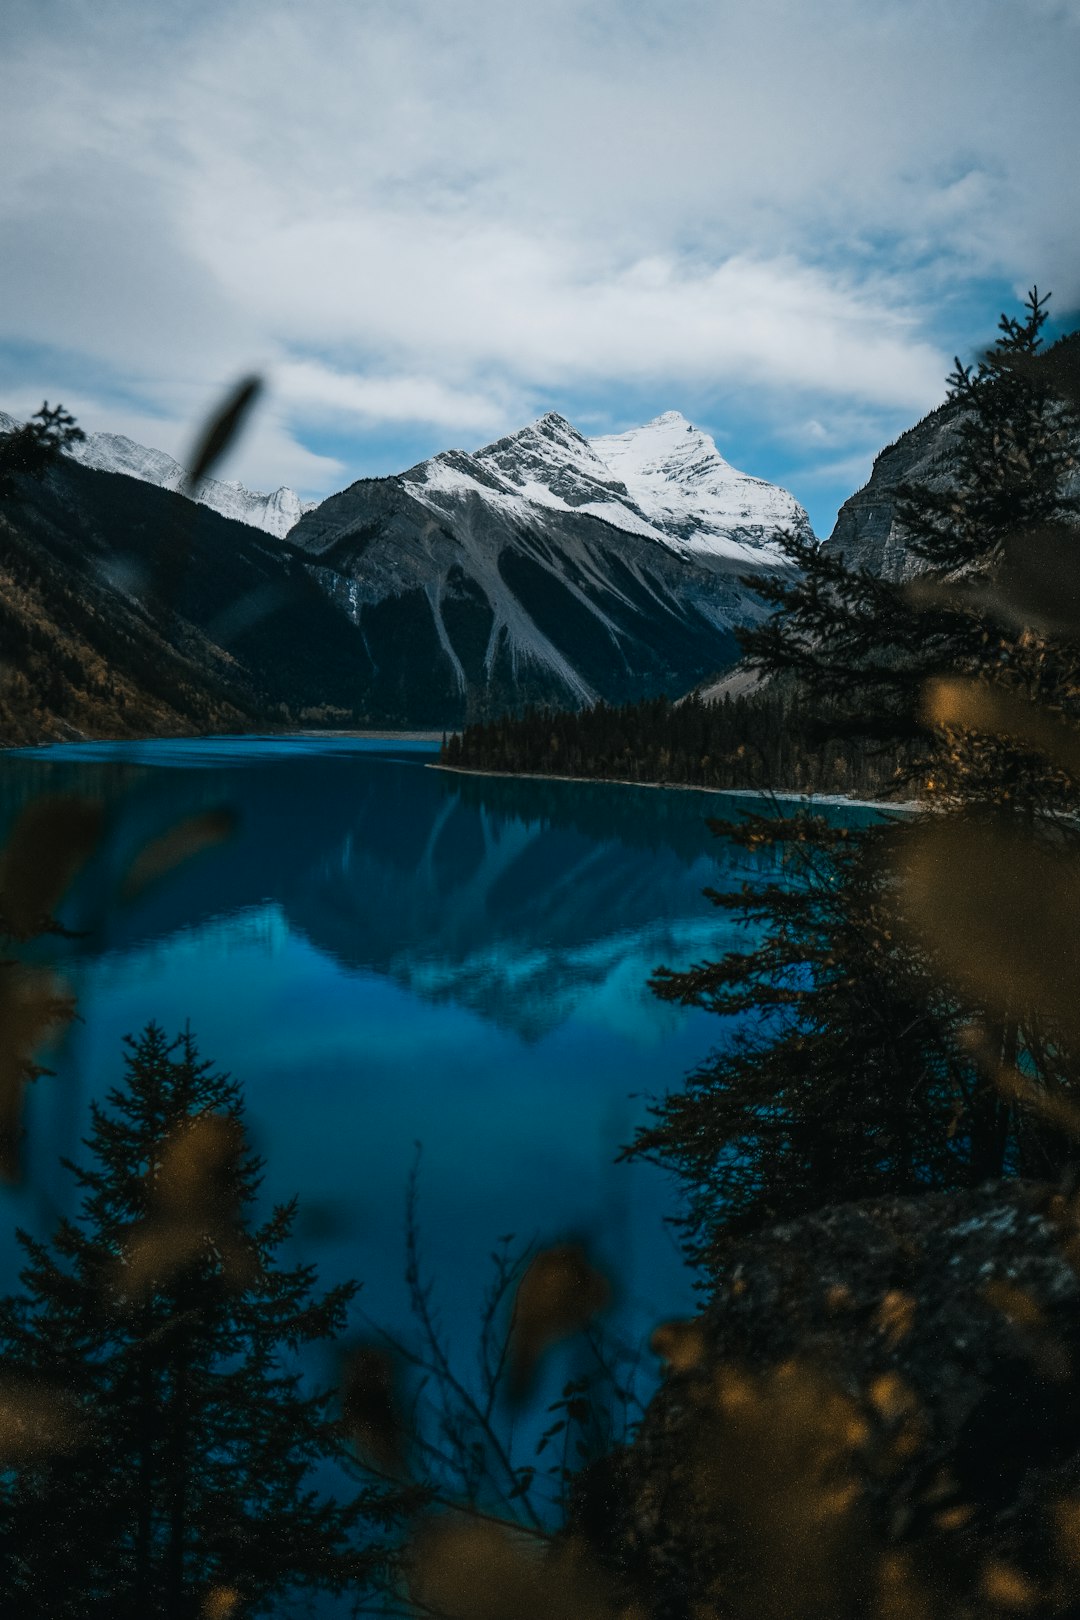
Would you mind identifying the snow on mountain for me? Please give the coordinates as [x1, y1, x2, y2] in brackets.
[66, 432, 317, 540]
[290, 408, 807, 719]
[0, 412, 314, 540]
[461, 410, 812, 561]
[590, 411, 813, 557]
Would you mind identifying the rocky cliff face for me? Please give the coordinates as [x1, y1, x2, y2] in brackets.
[290, 412, 808, 717]
[822, 398, 1080, 582]
[820, 404, 964, 581]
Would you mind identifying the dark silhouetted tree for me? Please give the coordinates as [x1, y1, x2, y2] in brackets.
[626, 293, 1080, 1254]
[0, 1024, 390, 1618]
[0, 402, 84, 500]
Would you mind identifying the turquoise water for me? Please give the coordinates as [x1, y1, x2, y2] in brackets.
[0, 734, 885, 1607]
[0, 737, 885, 1339]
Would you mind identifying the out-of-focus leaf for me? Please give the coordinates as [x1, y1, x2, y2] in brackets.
[999, 331, 1080, 408]
[897, 820, 1080, 1042]
[922, 676, 1080, 776]
[0, 795, 103, 937]
[410, 1518, 541, 1620]
[410, 1517, 614, 1620]
[185, 376, 262, 490]
[0, 964, 75, 1182]
[508, 1243, 610, 1401]
[981, 1560, 1040, 1610]
[201, 1588, 241, 1620]
[122, 808, 235, 899]
[122, 1112, 254, 1296]
[649, 1317, 707, 1373]
[342, 1343, 405, 1475]
[905, 522, 1080, 640]
[0, 1379, 79, 1462]
[961, 1023, 1080, 1141]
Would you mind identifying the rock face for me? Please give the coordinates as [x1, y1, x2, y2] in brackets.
[820, 404, 964, 582]
[578, 1182, 1080, 1619]
[821, 399, 1080, 583]
[290, 412, 809, 717]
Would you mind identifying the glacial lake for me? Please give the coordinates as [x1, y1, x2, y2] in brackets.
[0, 736, 882, 1495]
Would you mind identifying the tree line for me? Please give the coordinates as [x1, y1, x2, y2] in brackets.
[443, 685, 906, 798]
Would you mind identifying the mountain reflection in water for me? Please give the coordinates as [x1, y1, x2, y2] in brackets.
[0, 738, 880, 1364]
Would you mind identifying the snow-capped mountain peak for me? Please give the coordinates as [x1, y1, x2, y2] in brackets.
[588, 413, 809, 555]
[462, 408, 812, 561]
[65, 432, 317, 540]
[0, 411, 315, 540]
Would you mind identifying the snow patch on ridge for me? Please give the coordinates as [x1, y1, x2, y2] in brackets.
[588, 412, 810, 559]
[64, 432, 318, 540]
[464, 409, 810, 562]
[0, 412, 315, 540]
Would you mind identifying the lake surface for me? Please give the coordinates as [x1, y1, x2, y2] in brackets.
[0, 735, 880, 1585]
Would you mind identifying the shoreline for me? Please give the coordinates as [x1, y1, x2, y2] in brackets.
[297, 729, 447, 741]
[427, 761, 923, 814]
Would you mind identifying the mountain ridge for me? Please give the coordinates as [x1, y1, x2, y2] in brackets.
[288, 410, 808, 716]
[0, 402, 812, 736]
[0, 410, 316, 541]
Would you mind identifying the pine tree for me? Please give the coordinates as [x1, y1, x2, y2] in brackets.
[741, 288, 1080, 803]
[626, 293, 1080, 1249]
[624, 813, 980, 1262]
[0, 402, 84, 501]
[0, 1024, 389, 1618]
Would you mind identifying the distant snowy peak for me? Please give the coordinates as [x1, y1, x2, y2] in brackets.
[398, 409, 809, 563]
[0, 412, 314, 540]
[64, 432, 317, 540]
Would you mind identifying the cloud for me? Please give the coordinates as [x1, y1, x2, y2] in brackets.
[0, 0, 1075, 500]
[277, 362, 511, 436]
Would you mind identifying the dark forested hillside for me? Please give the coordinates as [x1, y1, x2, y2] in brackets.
[442, 690, 907, 799]
[0, 456, 381, 744]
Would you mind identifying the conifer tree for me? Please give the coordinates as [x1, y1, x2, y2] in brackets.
[0, 402, 84, 500]
[0, 1024, 388, 1618]
[625, 813, 980, 1262]
[626, 293, 1080, 1247]
[741, 288, 1080, 799]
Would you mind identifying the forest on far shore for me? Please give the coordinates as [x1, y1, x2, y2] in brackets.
[441, 686, 909, 801]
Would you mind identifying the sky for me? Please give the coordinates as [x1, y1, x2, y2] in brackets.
[1, 0, 1078, 539]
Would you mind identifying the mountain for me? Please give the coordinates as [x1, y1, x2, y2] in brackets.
[471, 410, 812, 559]
[820, 403, 964, 581]
[291, 411, 811, 718]
[821, 396, 1080, 580]
[0, 406, 810, 739]
[0, 453, 380, 744]
[0, 411, 315, 540]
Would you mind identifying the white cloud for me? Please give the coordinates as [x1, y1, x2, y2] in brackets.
[276, 362, 512, 437]
[0, 0, 1076, 496]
